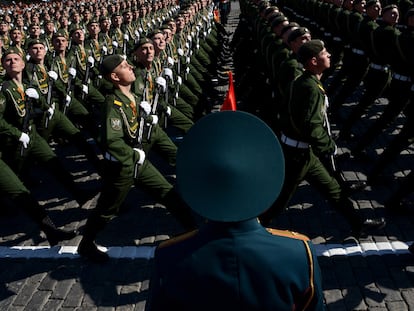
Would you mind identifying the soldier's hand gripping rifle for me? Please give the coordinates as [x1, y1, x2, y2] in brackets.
[134, 103, 147, 179]
[146, 76, 167, 138]
[63, 59, 76, 115]
[20, 67, 37, 156]
[45, 52, 58, 129]
[81, 52, 94, 101]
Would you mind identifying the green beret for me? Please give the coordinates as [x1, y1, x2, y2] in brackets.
[99, 16, 111, 22]
[297, 39, 325, 64]
[147, 29, 163, 39]
[27, 39, 46, 48]
[87, 18, 100, 26]
[69, 26, 83, 37]
[133, 37, 153, 50]
[287, 27, 311, 43]
[100, 54, 125, 76]
[52, 29, 68, 40]
[2, 47, 23, 61]
[365, 0, 378, 7]
[271, 15, 288, 29]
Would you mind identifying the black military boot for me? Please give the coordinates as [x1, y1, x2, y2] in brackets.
[16, 193, 77, 246]
[40, 216, 77, 246]
[77, 216, 109, 263]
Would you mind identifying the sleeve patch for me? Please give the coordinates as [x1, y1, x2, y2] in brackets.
[110, 118, 122, 131]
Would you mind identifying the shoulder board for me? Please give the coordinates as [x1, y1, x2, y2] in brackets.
[266, 228, 310, 241]
[157, 229, 199, 249]
[114, 100, 123, 107]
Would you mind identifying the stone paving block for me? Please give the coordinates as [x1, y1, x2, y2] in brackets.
[385, 301, 409, 311]
[324, 289, 347, 311]
[26, 289, 52, 310]
[62, 281, 84, 308]
[376, 277, 404, 302]
[42, 298, 64, 311]
[342, 286, 368, 311]
[38, 273, 58, 292]
[363, 282, 387, 308]
[11, 281, 34, 307]
[400, 289, 414, 307]
[50, 279, 75, 300]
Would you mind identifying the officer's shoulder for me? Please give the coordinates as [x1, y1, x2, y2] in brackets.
[266, 228, 310, 241]
[157, 229, 199, 249]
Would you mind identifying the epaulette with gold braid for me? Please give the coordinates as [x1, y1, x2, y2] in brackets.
[157, 229, 199, 249]
[114, 100, 123, 107]
[266, 228, 310, 241]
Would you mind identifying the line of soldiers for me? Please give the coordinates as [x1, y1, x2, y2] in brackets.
[233, 0, 403, 240]
[0, 0, 233, 261]
[279, 0, 414, 201]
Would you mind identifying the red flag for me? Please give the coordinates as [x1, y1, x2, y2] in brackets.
[220, 71, 237, 111]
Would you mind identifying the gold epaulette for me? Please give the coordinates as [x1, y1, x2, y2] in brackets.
[266, 228, 310, 241]
[157, 229, 199, 249]
[114, 100, 123, 107]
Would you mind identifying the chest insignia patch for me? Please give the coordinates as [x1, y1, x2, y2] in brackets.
[110, 118, 122, 131]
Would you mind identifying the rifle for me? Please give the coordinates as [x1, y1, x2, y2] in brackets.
[134, 115, 145, 179]
[81, 50, 92, 101]
[44, 52, 56, 129]
[63, 58, 76, 115]
[20, 65, 36, 157]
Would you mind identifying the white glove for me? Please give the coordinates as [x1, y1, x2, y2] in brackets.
[48, 70, 58, 81]
[82, 84, 88, 94]
[185, 67, 190, 74]
[19, 132, 30, 148]
[134, 30, 140, 38]
[124, 33, 129, 41]
[112, 41, 119, 48]
[177, 76, 182, 85]
[177, 48, 184, 56]
[139, 101, 151, 115]
[187, 35, 192, 42]
[25, 88, 39, 99]
[185, 42, 190, 50]
[68, 67, 77, 78]
[167, 56, 174, 66]
[155, 76, 167, 92]
[26, 54, 31, 61]
[65, 95, 71, 106]
[133, 148, 146, 165]
[87, 56, 95, 67]
[47, 104, 54, 120]
[138, 27, 143, 33]
[151, 114, 158, 125]
[102, 46, 108, 54]
[166, 106, 171, 116]
[186, 56, 191, 64]
[203, 31, 207, 37]
[163, 68, 173, 80]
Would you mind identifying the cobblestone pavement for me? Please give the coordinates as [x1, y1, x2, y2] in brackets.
[1, 2, 414, 310]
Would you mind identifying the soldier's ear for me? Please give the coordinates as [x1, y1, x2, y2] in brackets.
[110, 71, 120, 82]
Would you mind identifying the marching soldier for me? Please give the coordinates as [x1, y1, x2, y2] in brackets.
[258, 40, 386, 238]
[0, 48, 92, 208]
[77, 54, 196, 263]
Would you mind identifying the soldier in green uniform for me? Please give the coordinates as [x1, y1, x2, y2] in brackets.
[258, 40, 386, 238]
[77, 54, 196, 263]
[144, 32, 194, 132]
[0, 48, 90, 208]
[67, 27, 106, 114]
